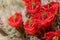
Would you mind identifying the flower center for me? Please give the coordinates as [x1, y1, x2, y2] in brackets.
[53, 36, 58, 40]
[42, 12, 47, 20]
[48, 2, 51, 7]
[32, 2, 36, 9]
[14, 14, 17, 21]
[29, 20, 33, 25]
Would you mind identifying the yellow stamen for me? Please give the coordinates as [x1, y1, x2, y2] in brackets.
[42, 12, 47, 19]
[53, 36, 58, 40]
[14, 14, 17, 20]
[48, 2, 51, 6]
[32, 2, 35, 6]
[29, 20, 33, 25]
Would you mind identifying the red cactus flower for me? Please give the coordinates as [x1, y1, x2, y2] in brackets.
[23, 0, 41, 16]
[8, 12, 23, 30]
[41, 2, 59, 15]
[44, 31, 60, 40]
[24, 17, 41, 36]
[26, 2, 40, 16]
[37, 11, 56, 30]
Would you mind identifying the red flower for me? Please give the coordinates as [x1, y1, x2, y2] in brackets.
[41, 2, 59, 15]
[44, 31, 60, 40]
[38, 2, 59, 31]
[26, 2, 40, 16]
[24, 17, 41, 36]
[8, 12, 23, 29]
[37, 11, 55, 30]
[23, 0, 41, 16]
